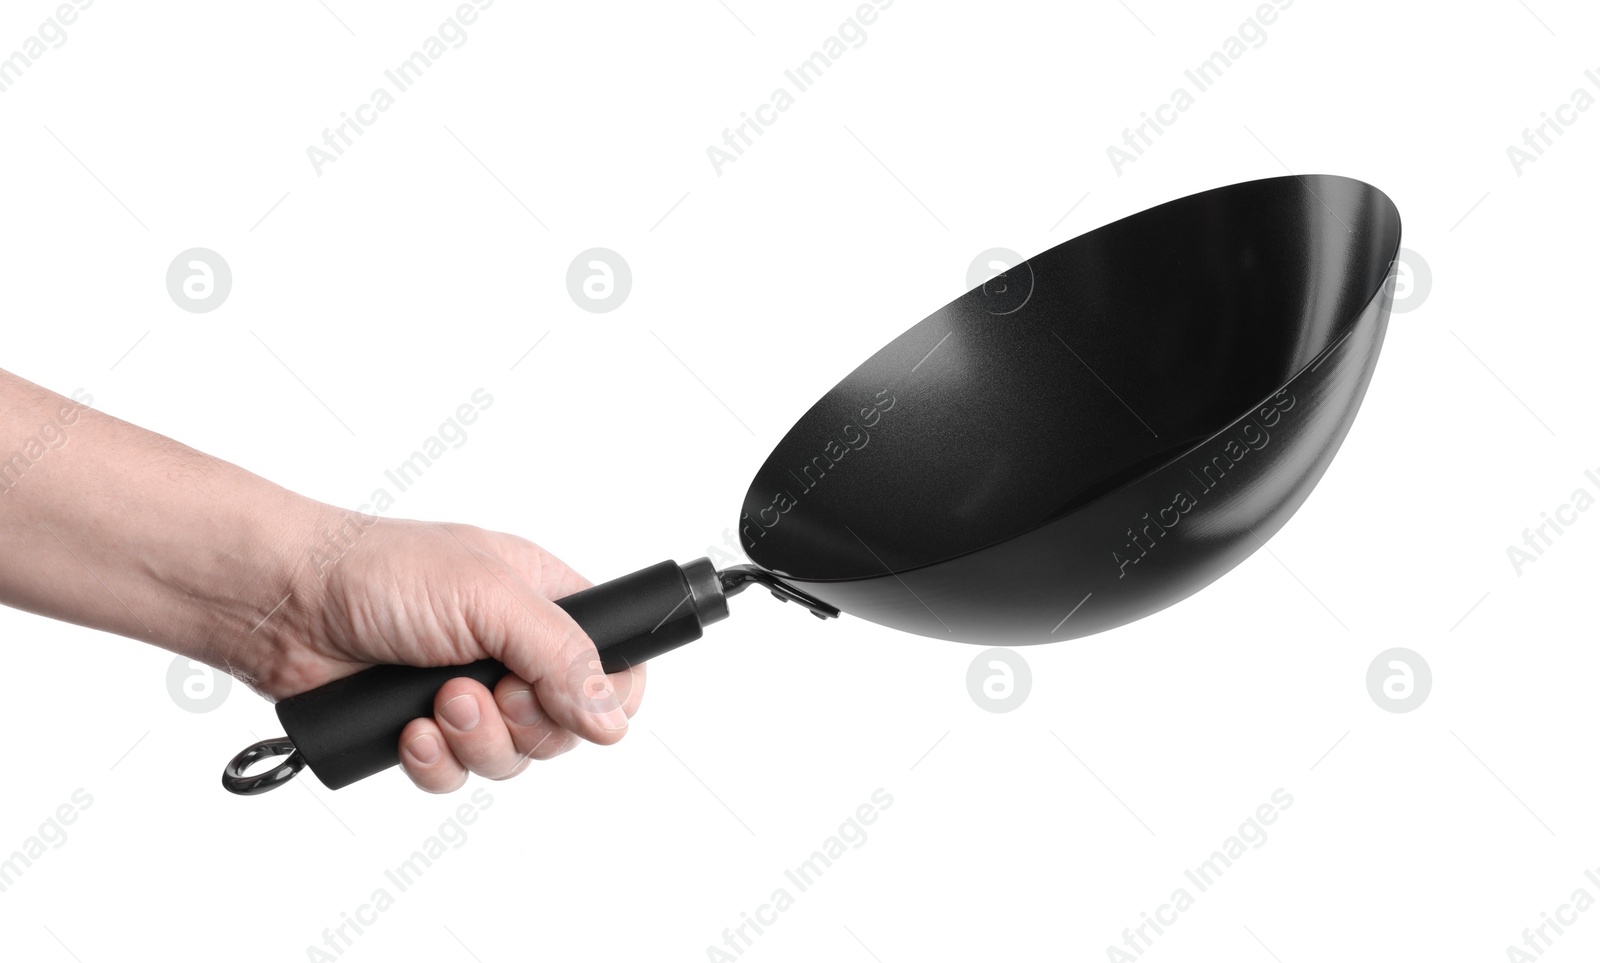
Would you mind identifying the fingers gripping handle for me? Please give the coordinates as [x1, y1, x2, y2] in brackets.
[231, 559, 728, 793]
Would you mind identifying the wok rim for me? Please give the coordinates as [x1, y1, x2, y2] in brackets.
[752, 174, 1403, 586]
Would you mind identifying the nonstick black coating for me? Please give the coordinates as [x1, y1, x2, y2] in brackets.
[740, 174, 1401, 644]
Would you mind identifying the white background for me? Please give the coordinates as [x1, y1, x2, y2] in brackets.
[1, 1, 1597, 960]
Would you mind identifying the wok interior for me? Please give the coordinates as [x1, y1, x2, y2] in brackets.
[742, 175, 1402, 584]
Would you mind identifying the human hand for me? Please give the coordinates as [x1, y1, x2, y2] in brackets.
[0, 370, 644, 793]
[250, 512, 646, 793]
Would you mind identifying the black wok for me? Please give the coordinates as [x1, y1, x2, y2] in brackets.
[225, 174, 1401, 793]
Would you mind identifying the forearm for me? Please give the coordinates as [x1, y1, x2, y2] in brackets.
[1, 369, 644, 791]
[0, 369, 321, 687]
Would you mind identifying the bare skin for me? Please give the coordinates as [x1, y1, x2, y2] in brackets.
[0, 369, 643, 792]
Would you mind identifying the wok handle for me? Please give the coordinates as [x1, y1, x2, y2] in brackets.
[272, 558, 727, 791]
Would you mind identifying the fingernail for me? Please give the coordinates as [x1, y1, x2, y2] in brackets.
[500, 688, 542, 727]
[439, 694, 480, 732]
[598, 706, 629, 731]
[405, 733, 441, 765]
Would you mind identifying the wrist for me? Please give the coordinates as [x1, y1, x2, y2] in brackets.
[177, 485, 336, 698]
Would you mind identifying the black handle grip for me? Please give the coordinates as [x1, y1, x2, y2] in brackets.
[274, 558, 727, 790]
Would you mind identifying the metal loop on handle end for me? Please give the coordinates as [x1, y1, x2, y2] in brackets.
[223, 736, 306, 795]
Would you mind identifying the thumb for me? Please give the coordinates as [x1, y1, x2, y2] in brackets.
[461, 557, 631, 746]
